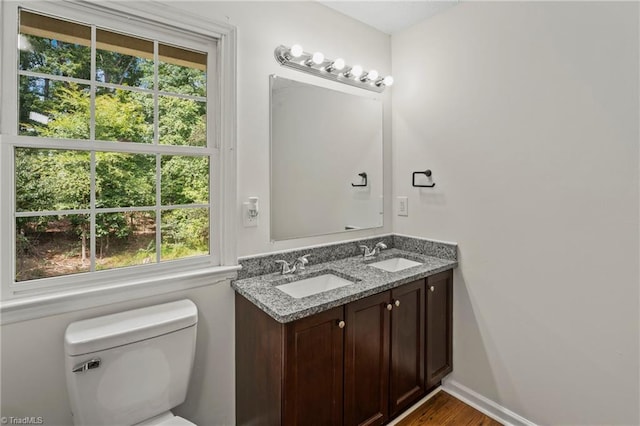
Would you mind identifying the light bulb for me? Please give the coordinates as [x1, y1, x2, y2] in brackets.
[290, 44, 304, 58]
[326, 58, 346, 73]
[383, 76, 394, 86]
[332, 58, 345, 71]
[367, 70, 379, 81]
[351, 65, 363, 78]
[312, 52, 325, 64]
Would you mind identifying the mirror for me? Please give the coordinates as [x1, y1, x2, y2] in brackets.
[270, 76, 383, 241]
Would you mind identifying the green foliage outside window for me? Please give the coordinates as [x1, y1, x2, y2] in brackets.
[16, 27, 210, 282]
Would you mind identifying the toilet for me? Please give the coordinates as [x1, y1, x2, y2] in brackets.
[64, 299, 198, 426]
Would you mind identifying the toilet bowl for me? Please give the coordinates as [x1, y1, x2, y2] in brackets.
[64, 300, 199, 426]
[135, 411, 195, 426]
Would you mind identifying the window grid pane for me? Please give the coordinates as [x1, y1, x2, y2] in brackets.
[16, 214, 91, 282]
[19, 76, 91, 138]
[95, 88, 154, 143]
[95, 152, 156, 208]
[15, 148, 91, 212]
[96, 29, 154, 88]
[160, 207, 209, 262]
[95, 211, 157, 271]
[19, 10, 91, 79]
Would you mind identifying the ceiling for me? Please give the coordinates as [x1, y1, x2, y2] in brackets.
[319, 1, 458, 35]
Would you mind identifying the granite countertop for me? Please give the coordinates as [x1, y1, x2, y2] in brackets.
[231, 248, 457, 323]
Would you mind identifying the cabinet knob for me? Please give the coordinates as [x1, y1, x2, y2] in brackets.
[430, 286, 435, 292]
[337, 320, 345, 329]
[394, 300, 400, 307]
[386, 303, 393, 311]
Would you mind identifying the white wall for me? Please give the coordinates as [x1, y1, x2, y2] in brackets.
[210, 1, 392, 256]
[0, 2, 391, 425]
[0, 283, 235, 426]
[392, 2, 639, 425]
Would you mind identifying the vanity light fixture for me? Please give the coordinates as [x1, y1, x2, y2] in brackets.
[274, 44, 393, 93]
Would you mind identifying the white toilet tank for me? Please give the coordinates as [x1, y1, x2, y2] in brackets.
[64, 300, 198, 426]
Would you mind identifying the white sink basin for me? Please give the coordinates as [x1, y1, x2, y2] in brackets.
[276, 274, 353, 299]
[369, 257, 423, 272]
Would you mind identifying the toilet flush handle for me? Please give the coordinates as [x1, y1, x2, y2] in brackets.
[72, 358, 101, 373]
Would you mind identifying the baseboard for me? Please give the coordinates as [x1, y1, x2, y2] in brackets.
[386, 386, 442, 426]
[442, 378, 538, 426]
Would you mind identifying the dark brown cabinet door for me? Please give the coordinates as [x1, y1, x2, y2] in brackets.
[426, 270, 453, 389]
[344, 291, 390, 426]
[284, 306, 344, 426]
[389, 280, 425, 416]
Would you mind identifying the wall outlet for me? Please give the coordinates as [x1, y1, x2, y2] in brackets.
[243, 202, 258, 227]
[397, 196, 408, 216]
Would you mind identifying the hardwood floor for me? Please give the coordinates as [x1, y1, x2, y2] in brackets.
[396, 391, 502, 426]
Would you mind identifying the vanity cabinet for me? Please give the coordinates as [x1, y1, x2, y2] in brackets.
[284, 306, 344, 425]
[389, 281, 426, 417]
[425, 270, 453, 388]
[343, 281, 426, 426]
[235, 273, 451, 426]
[344, 291, 390, 426]
[236, 294, 345, 426]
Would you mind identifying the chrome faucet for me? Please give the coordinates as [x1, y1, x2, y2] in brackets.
[275, 254, 311, 275]
[293, 254, 310, 271]
[360, 242, 387, 258]
[275, 260, 294, 275]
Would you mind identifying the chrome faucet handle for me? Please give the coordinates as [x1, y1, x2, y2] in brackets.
[374, 242, 387, 254]
[360, 245, 373, 258]
[293, 254, 311, 271]
[275, 260, 294, 275]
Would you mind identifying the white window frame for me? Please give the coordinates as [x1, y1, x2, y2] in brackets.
[0, 1, 237, 322]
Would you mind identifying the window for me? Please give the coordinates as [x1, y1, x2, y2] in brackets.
[1, 3, 235, 298]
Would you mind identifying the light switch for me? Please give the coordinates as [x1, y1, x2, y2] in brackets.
[397, 196, 408, 216]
